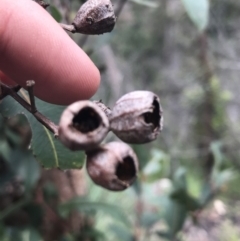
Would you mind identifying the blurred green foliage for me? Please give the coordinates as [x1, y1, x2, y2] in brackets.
[0, 96, 85, 169]
[1, 0, 240, 240]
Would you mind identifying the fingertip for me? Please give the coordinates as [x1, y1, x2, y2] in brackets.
[0, 0, 101, 105]
[83, 66, 101, 99]
[0, 70, 16, 86]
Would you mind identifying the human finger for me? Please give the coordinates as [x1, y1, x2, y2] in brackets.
[0, 0, 100, 105]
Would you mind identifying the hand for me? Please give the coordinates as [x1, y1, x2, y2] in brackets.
[0, 0, 100, 105]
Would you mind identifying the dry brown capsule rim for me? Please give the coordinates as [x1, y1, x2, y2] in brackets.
[141, 95, 163, 130]
[58, 100, 109, 151]
[112, 91, 163, 129]
[86, 142, 139, 191]
[109, 90, 163, 144]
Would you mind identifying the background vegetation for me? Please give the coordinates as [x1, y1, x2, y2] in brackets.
[1, 0, 240, 240]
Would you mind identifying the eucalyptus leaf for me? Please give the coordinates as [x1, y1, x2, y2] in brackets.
[200, 182, 213, 206]
[23, 203, 43, 227]
[0, 96, 85, 169]
[9, 228, 42, 241]
[143, 149, 170, 182]
[9, 150, 40, 191]
[172, 167, 187, 191]
[108, 224, 133, 241]
[29, 229, 43, 241]
[210, 141, 223, 169]
[181, 0, 209, 31]
[156, 231, 171, 240]
[161, 197, 187, 238]
[214, 169, 235, 189]
[170, 189, 200, 212]
[140, 212, 161, 228]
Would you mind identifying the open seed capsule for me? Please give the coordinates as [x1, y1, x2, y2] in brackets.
[58, 101, 109, 151]
[86, 142, 139, 191]
[109, 91, 163, 144]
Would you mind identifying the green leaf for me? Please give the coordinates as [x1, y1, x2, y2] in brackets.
[143, 149, 170, 182]
[156, 231, 171, 240]
[140, 212, 161, 228]
[28, 228, 43, 241]
[49, 6, 62, 22]
[43, 182, 59, 204]
[0, 96, 85, 169]
[172, 167, 187, 191]
[214, 169, 236, 190]
[8, 228, 42, 241]
[181, 0, 209, 31]
[9, 150, 40, 191]
[160, 197, 187, 238]
[170, 189, 200, 212]
[210, 141, 224, 169]
[0, 139, 11, 163]
[23, 203, 43, 227]
[108, 224, 133, 241]
[199, 182, 213, 206]
[0, 224, 8, 241]
[58, 197, 130, 226]
[131, 144, 151, 169]
[132, 179, 142, 195]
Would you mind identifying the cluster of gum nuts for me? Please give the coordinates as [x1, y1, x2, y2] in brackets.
[58, 91, 163, 191]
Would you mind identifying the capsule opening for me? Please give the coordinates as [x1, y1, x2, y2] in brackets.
[72, 107, 101, 133]
[116, 156, 136, 181]
[143, 97, 160, 129]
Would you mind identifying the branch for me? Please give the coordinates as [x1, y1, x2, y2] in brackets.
[34, 0, 49, 9]
[115, 0, 128, 18]
[0, 85, 21, 100]
[59, 23, 76, 33]
[0, 83, 59, 136]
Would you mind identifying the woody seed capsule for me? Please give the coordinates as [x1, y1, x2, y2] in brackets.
[86, 142, 139, 191]
[58, 101, 109, 151]
[72, 0, 116, 35]
[109, 91, 163, 144]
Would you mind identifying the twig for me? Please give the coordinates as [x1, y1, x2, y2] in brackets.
[34, 0, 50, 9]
[33, 0, 75, 33]
[26, 80, 37, 113]
[59, 23, 76, 33]
[0, 85, 21, 100]
[115, 0, 128, 18]
[1, 83, 59, 136]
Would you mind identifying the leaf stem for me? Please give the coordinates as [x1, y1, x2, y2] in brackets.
[26, 80, 37, 113]
[59, 23, 76, 33]
[1, 83, 59, 136]
[0, 85, 21, 100]
[34, 0, 49, 9]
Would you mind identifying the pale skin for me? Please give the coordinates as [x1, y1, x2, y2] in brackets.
[0, 0, 100, 105]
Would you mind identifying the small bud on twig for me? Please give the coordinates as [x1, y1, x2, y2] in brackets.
[58, 101, 109, 151]
[72, 0, 116, 35]
[109, 91, 163, 144]
[86, 142, 139, 191]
